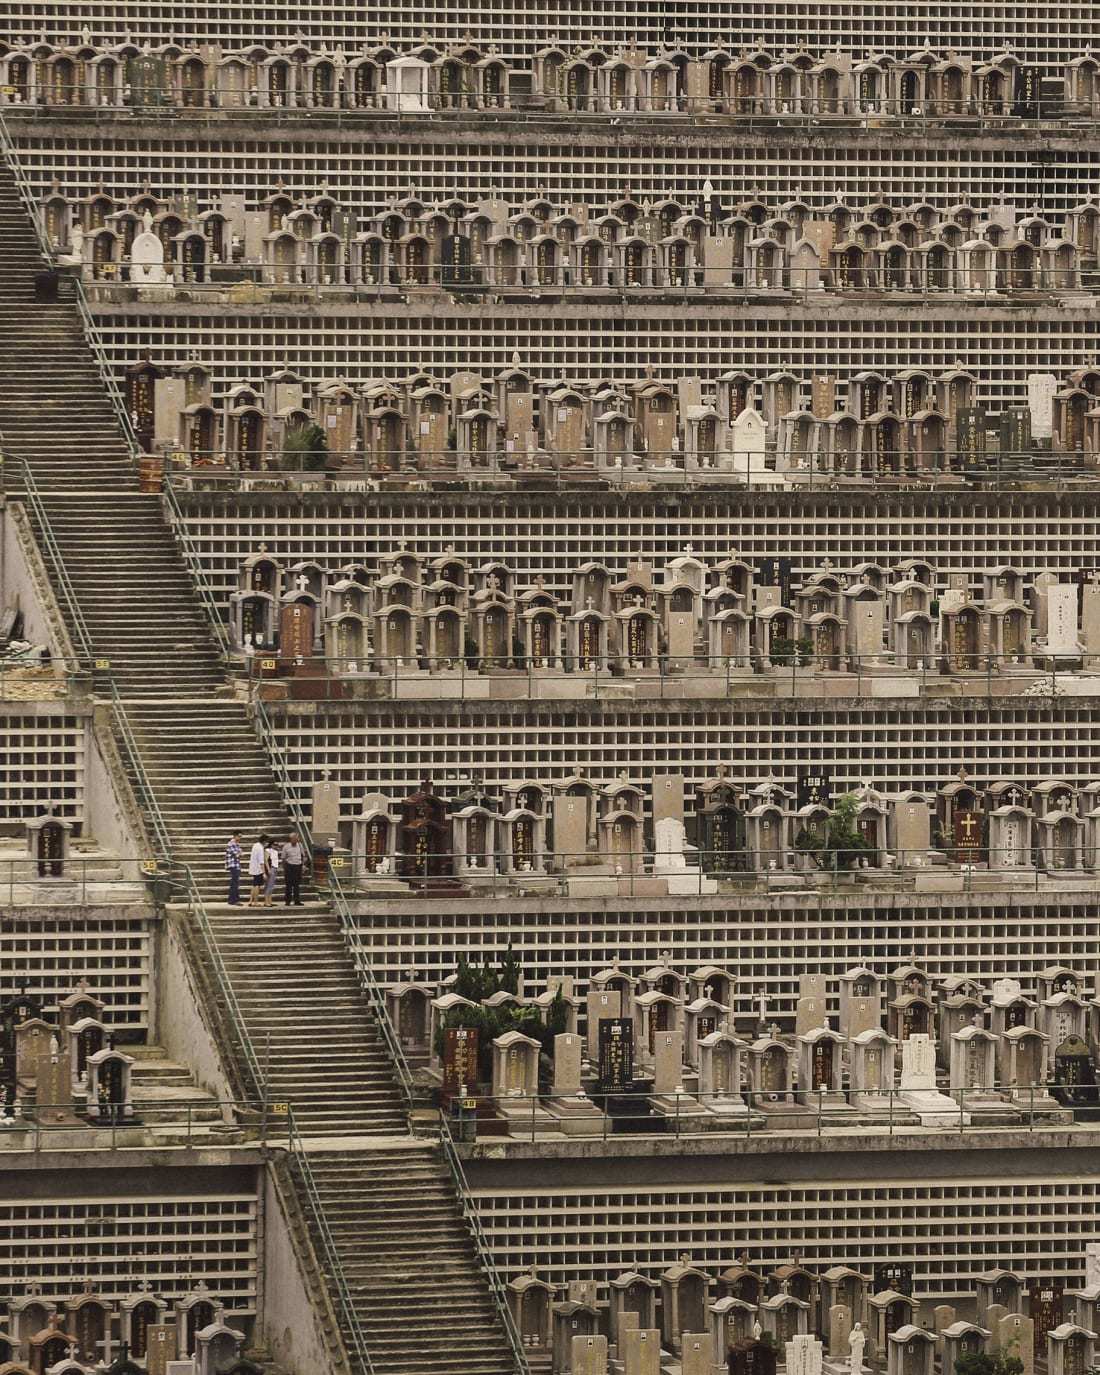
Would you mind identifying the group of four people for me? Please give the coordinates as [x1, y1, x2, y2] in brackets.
[224, 832, 306, 906]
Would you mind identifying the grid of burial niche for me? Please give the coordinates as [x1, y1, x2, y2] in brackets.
[349, 893, 1100, 991]
[0, 714, 85, 822]
[13, 136, 1098, 208]
[89, 317, 1100, 413]
[0, 5, 1091, 68]
[177, 495, 1097, 604]
[471, 1177, 1100, 1290]
[267, 702, 1100, 799]
[0, 913, 154, 1034]
[0, 1195, 259, 1300]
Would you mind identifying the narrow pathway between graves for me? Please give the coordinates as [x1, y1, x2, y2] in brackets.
[0, 156, 517, 1375]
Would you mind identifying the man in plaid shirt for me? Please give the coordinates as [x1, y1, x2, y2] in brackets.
[225, 831, 242, 905]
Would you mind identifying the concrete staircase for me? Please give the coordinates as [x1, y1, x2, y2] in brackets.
[0, 155, 520, 1373]
[309, 1146, 517, 1375]
[206, 907, 408, 1137]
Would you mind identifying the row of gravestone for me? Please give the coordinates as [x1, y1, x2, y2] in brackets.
[1, 1281, 255, 1375]
[0, 981, 135, 1126]
[514, 1260, 1089, 1375]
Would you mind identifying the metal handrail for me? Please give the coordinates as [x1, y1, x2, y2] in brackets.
[438, 1114, 531, 1374]
[5, 455, 94, 659]
[248, 694, 414, 1103]
[248, 692, 519, 1367]
[0, 107, 139, 461]
[0, 104, 49, 258]
[162, 475, 232, 656]
[72, 280, 140, 458]
[108, 686, 172, 859]
[329, 872, 415, 1105]
[285, 1104, 376, 1375]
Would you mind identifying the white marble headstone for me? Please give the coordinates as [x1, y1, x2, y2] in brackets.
[130, 228, 167, 283]
[1027, 373, 1059, 440]
[900, 1033, 937, 1089]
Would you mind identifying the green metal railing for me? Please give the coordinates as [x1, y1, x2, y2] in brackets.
[285, 1104, 377, 1375]
[250, 692, 527, 1371]
[0, 105, 139, 461]
[6, 455, 94, 659]
[162, 474, 231, 657]
[107, 692, 375, 1375]
[437, 1112, 531, 1373]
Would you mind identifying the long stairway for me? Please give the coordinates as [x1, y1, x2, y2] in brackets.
[0, 155, 518, 1373]
[207, 906, 408, 1136]
[310, 1147, 516, 1375]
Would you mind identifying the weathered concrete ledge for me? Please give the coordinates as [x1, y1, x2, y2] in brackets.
[86, 296, 1100, 323]
[460, 1122, 1100, 1165]
[8, 108, 1100, 155]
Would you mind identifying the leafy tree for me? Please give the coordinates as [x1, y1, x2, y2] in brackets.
[436, 952, 567, 1084]
[770, 635, 814, 666]
[793, 792, 872, 871]
[281, 422, 328, 471]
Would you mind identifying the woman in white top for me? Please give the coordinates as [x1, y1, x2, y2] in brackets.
[247, 835, 267, 908]
[263, 839, 279, 907]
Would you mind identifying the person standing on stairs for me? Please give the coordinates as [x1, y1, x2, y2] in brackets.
[247, 833, 267, 908]
[226, 831, 242, 905]
[263, 836, 280, 907]
[281, 833, 305, 906]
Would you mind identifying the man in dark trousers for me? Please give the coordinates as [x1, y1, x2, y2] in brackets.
[281, 833, 305, 906]
[225, 831, 242, 905]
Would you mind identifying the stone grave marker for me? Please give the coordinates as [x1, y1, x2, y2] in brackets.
[829, 1304, 853, 1358]
[311, 773, 341, 844]
[1027, 373, 1059, 440]
[553, 1033, 583, 1097]
[621, 1328, 661, 1375]
[442, 1026, 479, 1092]
[597, 1018, 634, 1090]
[1027, 1281, 1063, 1362]
[146, 1326, 177, 1375]
[130, 223, 168, 284]
[851, 599, 885, 661]
[846, 997, 881, 1039]
[572, 1333, 608, 1375]
[667, 612, 696, 667]
[279, 601, 314, 664]
[653, 1030, 684, 1094]
[681, 1332, 710, 1375]
[800, 973, 828, 1000]
[893, 799, 931, 866]
[1045, 584, 1080, 656]
[1033, 572, 1058, 637]
[932, 1305, 956, 1332]
[998, 1314, 1034, 1375]
[553, 794, 588, 870]
[1082, 580, 1100, 666]
[652, 774, 685, 825]
[812, 376, 836, 418]
[796, 996, 826, 1036]
[787, 1332, 824, 1375]
[35, 1045, 76, 1123]
[985, 1305, 1008, 1346]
